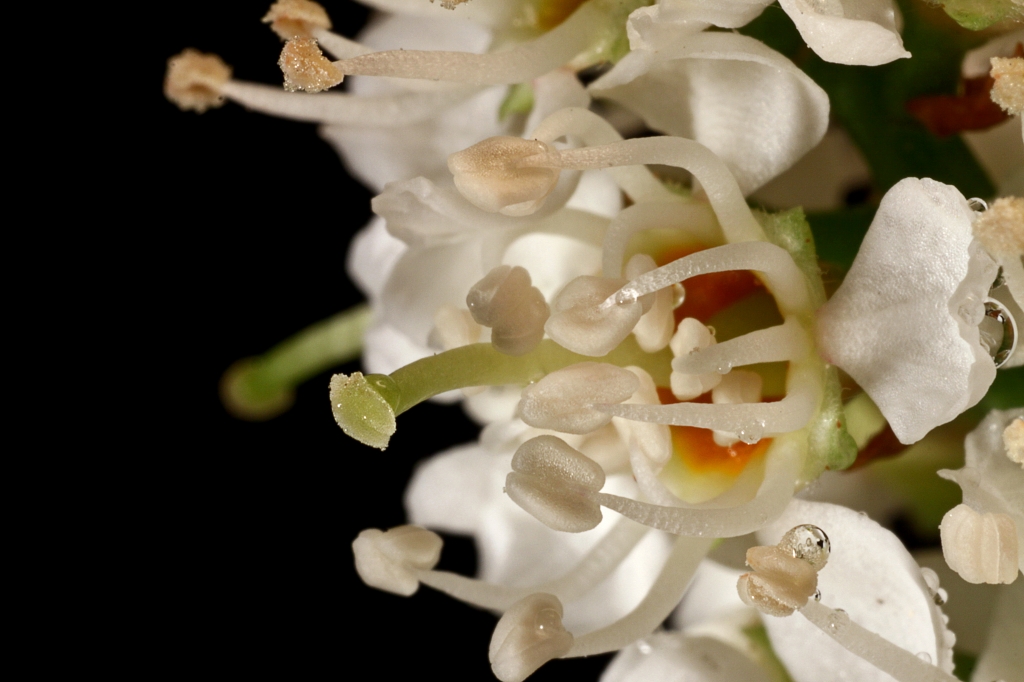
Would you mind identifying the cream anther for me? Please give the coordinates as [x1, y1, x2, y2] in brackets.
[669, 318, 723, 401]
[279, 38, 344, 93]
[352, 525, 443, 596]
[448, 137, 561, 216]
[611, 367, 672, 467]
[623, 254, 675, 352]
[712, 370, 764, 447]
[545, 277, 643, 357]
[505, 435, 605, 533]
[939, 504, 1019, 584]
[737, 525, 830, 617]
[517, 362, 640, 434]
[1005, 418, 1024, 465]
[489, 594, 573, 682]
[467, 266, 550, 356]
[164, 49, 232, 113]
[990, 56, 1024, 116]
[262, 0, 331, 40]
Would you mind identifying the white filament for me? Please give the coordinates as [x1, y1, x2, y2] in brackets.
[799, 600, 959, 682]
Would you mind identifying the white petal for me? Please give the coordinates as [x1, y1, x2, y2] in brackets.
[525, 68, 591, 134]
[354, 0, 521, 30]
[815, 177, 998, 444]
[675, 560, 750, 629]
[405, 442, 510, 534]
[758, 499, 954, 682]
[601, 632, 771, 682]
[355, 9, 492, 56]
[778, 0, 910, 66]
[658, 0, 773, 28]
[972, 579, 1024, 682]
[590, 9, 829, 195]
[346, 217, 407, 301]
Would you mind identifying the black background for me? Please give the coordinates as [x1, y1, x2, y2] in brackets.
[145, 3, 611, 678]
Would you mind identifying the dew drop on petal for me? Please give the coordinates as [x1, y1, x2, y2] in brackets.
[535, 607, 562, 634]
[934, 587, 948, 606]
[916, 652, 932, 665]
[979, 299, 1018, 368]
[967, 197, 989, 212]
[779, 524, 831, 571]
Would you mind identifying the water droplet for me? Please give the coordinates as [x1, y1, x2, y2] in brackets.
[534, 608, 562, 634]
[637, 640, 653, 655]
[827, 608, 849, 633]
[858, 511, 868, 517]
[706, 325, 716, 338]
[916, 652, 932, 665]
[715, 359, 732, 374]
[934, 588, 948, 606]
[672, 284, 686, 309]
[779, 524, 831, 571]
[991, 267, 1006, 290]
[959, 294, 984, 327]
[813, 589, 821, 601]
[920, 567, 940, 594]
[979, 299, 1018, 368]
[967, 197, 989, 212]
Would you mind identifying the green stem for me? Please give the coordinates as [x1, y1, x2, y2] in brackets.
[387, 337, 672, 416]
[222, 304, 371, 420]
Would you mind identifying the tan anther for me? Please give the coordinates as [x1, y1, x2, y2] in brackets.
[279, 38, 344, 93]
[164, 49, 232, 113]
[263, 0, 332, 40]
[972, 197, 1024, 258]
[990, 56, 1024, 116]
[737, 545, 819, 617]
[1005, 417, 1024, 466]
[434, 0, 472, 8]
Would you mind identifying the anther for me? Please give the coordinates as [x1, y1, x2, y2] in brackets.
[625, 254, 675, 353]
[279, 37, 344, 92]
[545, 276, 643, 357]
[164, 49, 232, 113]
[467, 266, 550, 356]
[990, 56, 1024, 116]
[939, 504, 1019, 584]
[448, 137, 561, 215]
[1005, 418, 1024, 465]
[489, 594, 573, 682]
[505, 435, 605, 533]
[669, 318, 723, 401]
[352, 525, 443, 596]
[736, 524, 829, 617]
[517, 362, 640, 434]
[711, 370, 764, 446]
[262, 0, 332, 40]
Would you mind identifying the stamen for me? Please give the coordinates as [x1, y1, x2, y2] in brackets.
[565, 535, 715, 657]
[220, 304, 370, 420]
[798, 600, 959, 682]
[279, 38, 344, 93]
[939, 504, 1020, 584]
[164, 49, 232, 113]
[448, 137, 561, 215]
[625, 254, 675, 352]
[262, 0, 332, 40]
[417, 519, 648, 609]
[519, 136, 767, 244]
[328, 0, 606, 86]
[736, 525, 829, 617]
[467, 266, 549, 356]
[505, 435, 606, 532]
[711, 370, 764, 447]
[489, 594, 574, 682]
[668, 318, 722, 401]
[671, 316, 811, 375]
[517, 362, 640, 434]
[591, 435, 803, 537]
[352, 525, 443, 596]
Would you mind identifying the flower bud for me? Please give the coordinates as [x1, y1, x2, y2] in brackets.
[467, 265, 550, 356]
[352, 525, 443, 596]
[448, 136, 560, 216]
[545, 276, 642, 357]
[489, 594, 573, 682]
[518, 362, 640, 434]
[939, 504, 1019, 584]
[505, 435, 605, 532]
[669, 318, 723, 400]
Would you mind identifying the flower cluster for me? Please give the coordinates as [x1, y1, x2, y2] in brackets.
[168, 1, 1023, 681]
